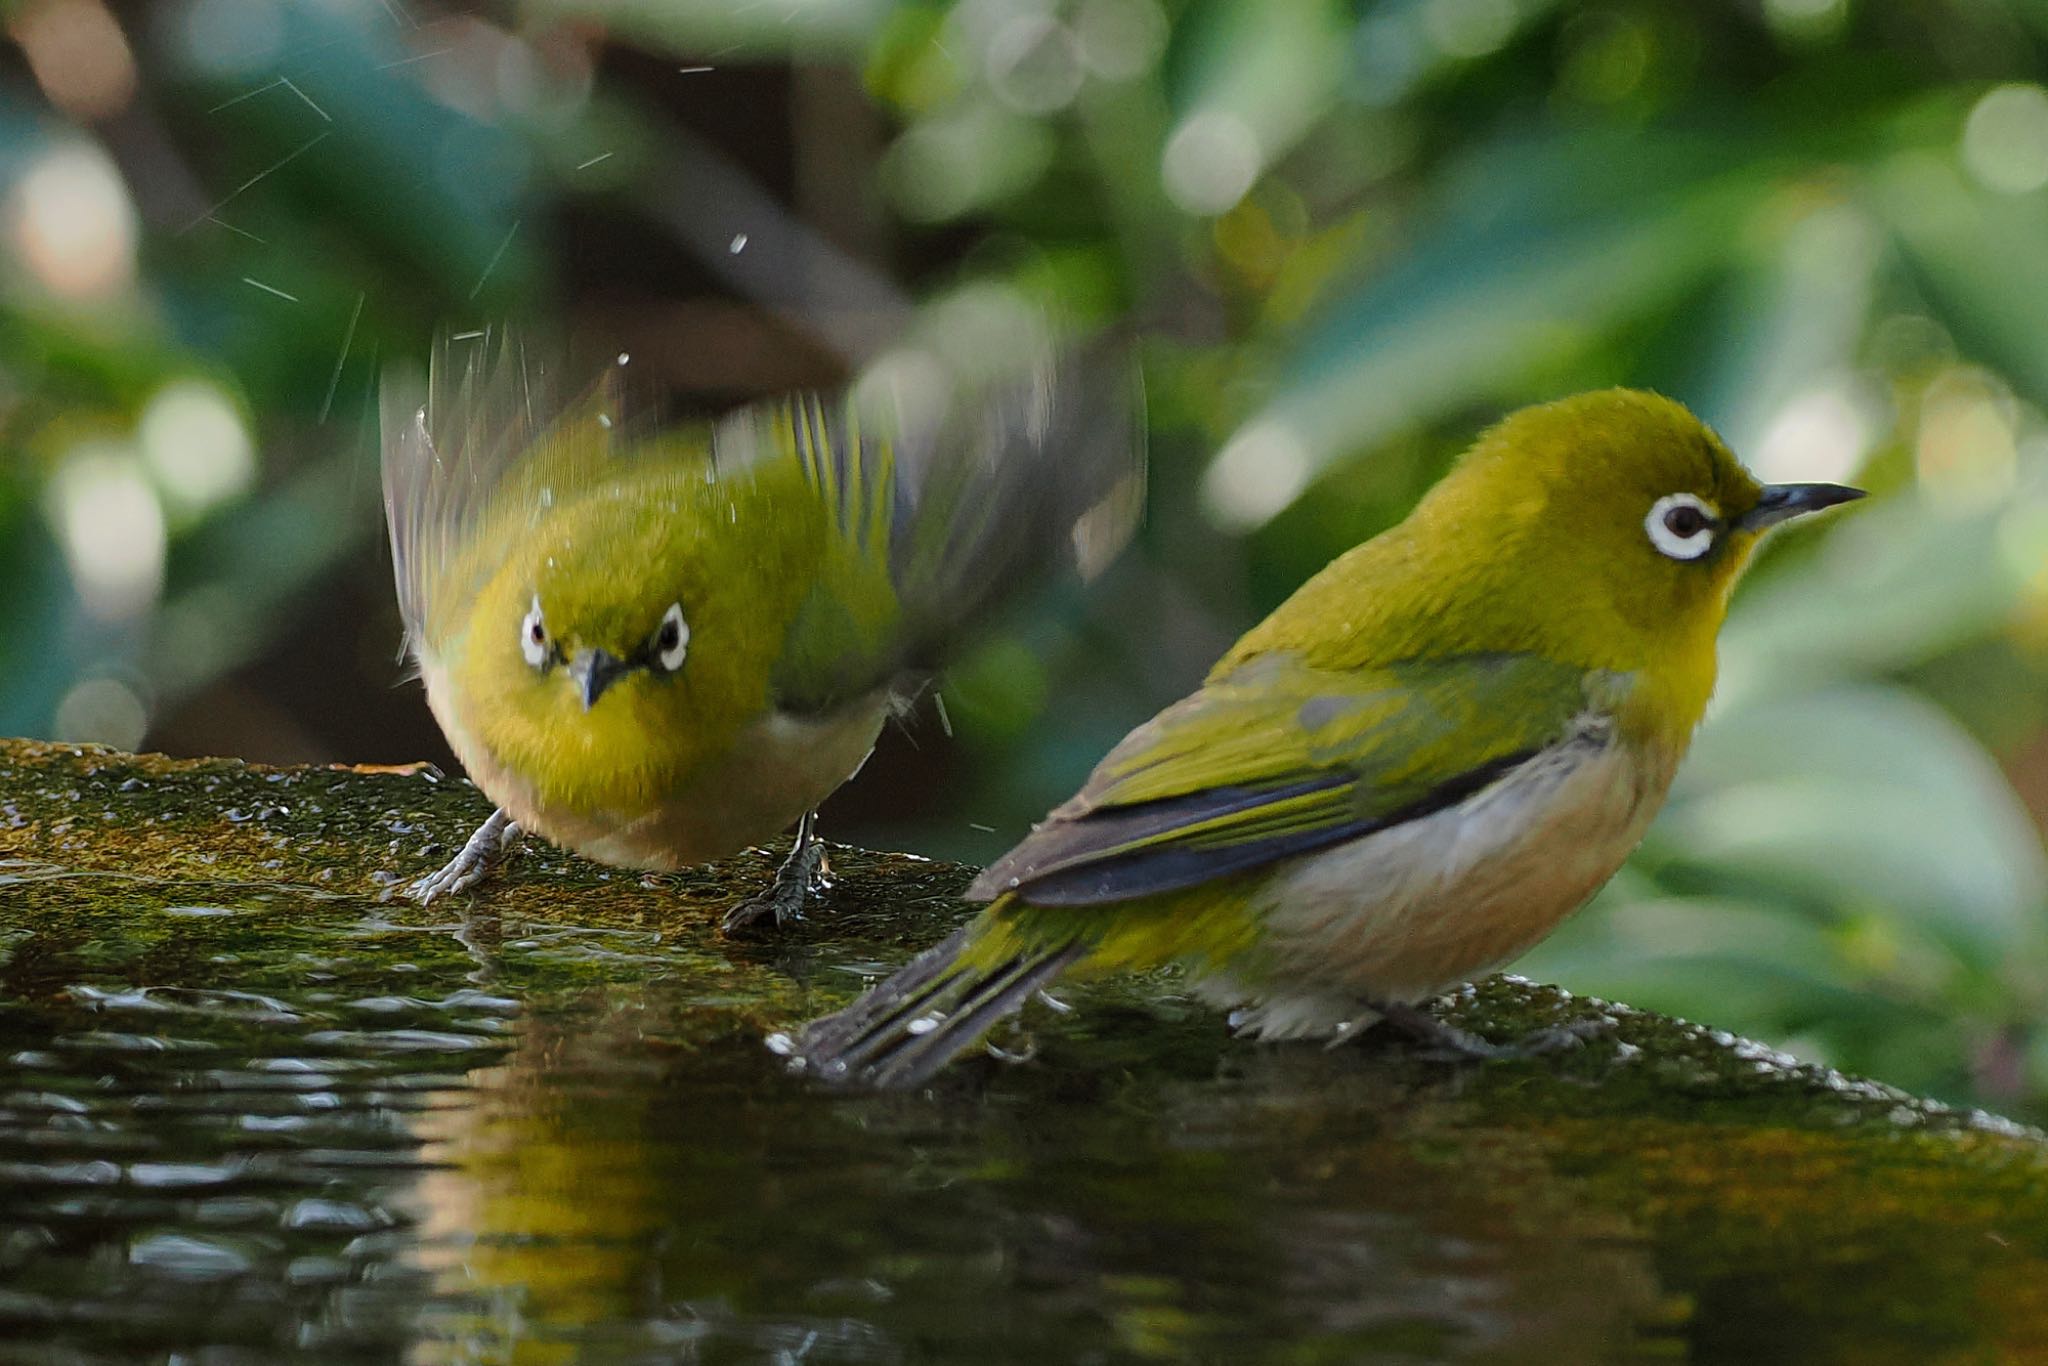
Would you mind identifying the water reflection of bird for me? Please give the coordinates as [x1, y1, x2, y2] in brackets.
[792, 390, 1862, 1086]
[381, 323, 1142, 933]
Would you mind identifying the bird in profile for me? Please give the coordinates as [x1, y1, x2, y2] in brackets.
[380, 322, 1143, 932]
[786, 389, 1864, 1086]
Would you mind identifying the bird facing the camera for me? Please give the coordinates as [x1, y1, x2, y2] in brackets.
[383, 331, 1142, 930]
[789, 389, 1864, 1087]
[428, 456, 886, 870]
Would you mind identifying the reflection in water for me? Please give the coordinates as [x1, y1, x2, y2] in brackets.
[3, 870, 2045, 1362]
[411, 1017, 905, 1364]
[0, 892, 509, 1358]
[403, 988, 1672, 1362]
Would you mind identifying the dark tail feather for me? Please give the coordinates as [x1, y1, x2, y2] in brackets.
[791, 927, 1084, 1090]
[793, 925, 982, 1062]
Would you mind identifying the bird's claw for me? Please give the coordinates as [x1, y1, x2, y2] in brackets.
[407, 809, 521, 905]
[1414, 1015, 1615, 1062]
[1513, 1015, 1617, 1055]
[1371, 999, 1616, 1062]
[722, 821, 829, 937]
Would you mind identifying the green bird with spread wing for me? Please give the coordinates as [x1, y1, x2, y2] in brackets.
[382, 323, 1143, 932]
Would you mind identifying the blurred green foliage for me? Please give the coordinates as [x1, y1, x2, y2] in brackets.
[3, 0, 2048, 1113]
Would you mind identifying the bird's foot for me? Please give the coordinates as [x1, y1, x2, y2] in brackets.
[1370, 999, 1614, 1062]
[722, 813, 829, 937]
[407, 809, 521, 905]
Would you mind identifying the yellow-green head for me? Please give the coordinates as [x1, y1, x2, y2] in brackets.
[439, 459, 839, 821]
[1229, 389, 1862, 748]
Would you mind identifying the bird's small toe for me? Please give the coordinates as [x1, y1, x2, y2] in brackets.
[722, 823, 830, 937]
[1368, 998, 1616, 1063]
[1499, 1015, 1617, 1058]
[408, 861, 477, 906]
[721, 887, 798, 937]
[403, 811, 520, 905]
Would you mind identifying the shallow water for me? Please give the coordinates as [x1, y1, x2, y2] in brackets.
[0, 873, 1680, 1363]
[5, 740, 2048, 1364]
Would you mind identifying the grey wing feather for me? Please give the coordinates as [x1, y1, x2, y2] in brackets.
[882, 336, 1145, 662]
[767, 332, 1146, 713]
[964, 750, 1538, 908]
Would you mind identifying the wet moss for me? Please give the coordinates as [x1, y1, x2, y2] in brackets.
[0, 737, 2027, 1122]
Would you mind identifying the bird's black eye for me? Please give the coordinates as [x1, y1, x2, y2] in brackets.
[1664, 504, 1708, 538]
[652, 602, 690, 672]
[519, 596, 550, 669]
[1644, 492, 1718, 561]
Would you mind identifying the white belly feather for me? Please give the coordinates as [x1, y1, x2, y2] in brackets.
[572, 700, 890, 869]
[1212, 716, 1666, 1039]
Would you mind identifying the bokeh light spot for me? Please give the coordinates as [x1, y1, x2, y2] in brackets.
[884, 108, 1054, 222]
[1202, 417, 1311, 531]
[140, 379, 256, 522]
[53, 677, 148, 750]
[986, 13, 1084, 114]
[853, 347, 953, 452]
[1162, 110, 1261, 217]
[1421, 0, 1517, 60]
[926, 283, 1048, 377]
[6, 140, 137, 302]
[1915, 368, 2017, 511]
[1962, 83, 2048, 195]
[1751, 382, 1876, 486]
[1763, 0, 1848, 40]
[9, 0, 138, 122]
[47, 443, 167, 622]
[1076, 0, 1166, 81]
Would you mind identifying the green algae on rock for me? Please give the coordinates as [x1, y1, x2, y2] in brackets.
[3, 735, 2047, 1363]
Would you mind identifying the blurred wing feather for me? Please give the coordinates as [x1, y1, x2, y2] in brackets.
[383, 325, 1143, 707]
[381, 329, 631, 659]
[762, 336, 1146, 713]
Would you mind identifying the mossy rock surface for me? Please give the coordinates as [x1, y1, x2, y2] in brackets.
[1, 735, 2044, 1363]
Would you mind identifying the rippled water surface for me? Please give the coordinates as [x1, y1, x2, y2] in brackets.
[4, 844, 2047, 1365]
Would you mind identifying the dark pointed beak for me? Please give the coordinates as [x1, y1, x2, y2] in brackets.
[1738, 482, 1866, 532]
[567, 648, 631, 711]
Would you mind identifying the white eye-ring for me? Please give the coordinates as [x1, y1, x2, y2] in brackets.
[653, 602, 690, 672]
[1645, 493, 1720, 561]
[519, 595, 549, 668]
